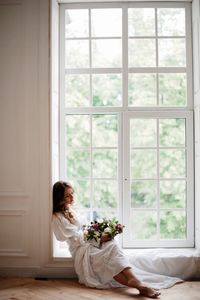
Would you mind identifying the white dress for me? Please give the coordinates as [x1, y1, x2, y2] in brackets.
[52, 212, 184, 290]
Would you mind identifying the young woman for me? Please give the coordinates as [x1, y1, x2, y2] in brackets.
[52, 181, 162, 298]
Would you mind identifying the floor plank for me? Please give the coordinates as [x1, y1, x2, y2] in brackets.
[0, 278, 199, 300]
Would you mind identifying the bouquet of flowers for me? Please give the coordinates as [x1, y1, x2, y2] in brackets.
[83, 218, 125, 242]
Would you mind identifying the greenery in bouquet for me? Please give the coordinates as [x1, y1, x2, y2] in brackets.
[83, 218, 125, 242]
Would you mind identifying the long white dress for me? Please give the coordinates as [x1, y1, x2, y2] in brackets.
[52, 212, 184, 290]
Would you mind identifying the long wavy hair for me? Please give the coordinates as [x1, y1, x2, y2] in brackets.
[52, 181, 73, 214]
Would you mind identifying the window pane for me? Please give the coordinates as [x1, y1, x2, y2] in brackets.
[131, 180, 157, 208]
[65, 74, 90, 107]
[128, 74, 156, 106]
[131, 150, 157, 179]
[130, 211, 157, 240]
[71, 179, 90, 208]
[159, 74, 186, 106]
[91, 9, 122, 37]
[78, 210, 90, 223]
[65, 40, 89, 68]
[160, 180, 186, 209]
[159, 149, 186, 178]
[92, 115, 118, 147]
[93, 210, 117, 221]
[93, 180, 118, 208]
[93, 149, 117, 178]
[66, 150, 90, 178]
[157, 8, 185, 36]
[65, 9, 89, 38]
[92, 74, 122, 107]
[66, 115, 90, 148]
[130, 119, 157, 147]
[159, 119, 185, 147]
[158, 39, 186, 67]
[92, 39, 122, 68]
[160, 211, 186, 239]
[129, 39, 156, 67]
[128, 8, 155, 36]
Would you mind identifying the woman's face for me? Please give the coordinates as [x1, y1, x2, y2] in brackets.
[64, 187, 74, 208]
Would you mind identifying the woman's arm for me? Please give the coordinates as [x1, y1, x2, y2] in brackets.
[52, 213, 84, 245]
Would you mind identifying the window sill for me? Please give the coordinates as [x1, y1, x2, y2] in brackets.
[124, 247, 199, 256]
[53, 247, 200, 279]
[54, 246, 199, 258]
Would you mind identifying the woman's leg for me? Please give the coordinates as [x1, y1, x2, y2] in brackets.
[113, 267, 161, 299]
[113, 272, 128, 286]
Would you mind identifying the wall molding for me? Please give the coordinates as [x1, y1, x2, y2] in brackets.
[0, 193, 29, 197]
[0, 249, 28, 257]
[0, 209, 29, 257]
[0, 210, 26, 215]
[0, 0, 22, 5]
[0, 266, 77, 278]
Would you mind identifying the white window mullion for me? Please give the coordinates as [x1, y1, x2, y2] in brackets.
[128, 67, 186, 73]
[122, 113, 131, 248]
[186, 112, 194, 245]
[90, 115, 93, 221]
[122, 6, 128, 110]
[89, 8, 92, 107]
[60, 6, 66, 180]
[118, 112, 123, 224]
[155, 8, 159, 107]
[156, 118, 160, 241]
[185, 3, 193, 110]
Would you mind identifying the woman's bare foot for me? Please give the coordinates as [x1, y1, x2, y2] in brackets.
[139, 286, 161, 298]
[127, 279, 161, 298]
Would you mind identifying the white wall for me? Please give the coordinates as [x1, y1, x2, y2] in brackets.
[0, 0, 51, 275]
[0, 0, 76, 277]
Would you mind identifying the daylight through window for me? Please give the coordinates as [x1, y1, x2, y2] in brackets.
[58, 2, 194, 251]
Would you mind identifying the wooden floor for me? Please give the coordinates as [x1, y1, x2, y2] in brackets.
[0, 277, 199, 300]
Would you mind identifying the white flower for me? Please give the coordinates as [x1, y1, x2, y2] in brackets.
[96, 218, 104, 223]
[94, 230, 101, 237]
[104, 227, 112, 233]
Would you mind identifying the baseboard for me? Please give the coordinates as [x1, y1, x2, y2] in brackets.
[0, 266, 77, 278]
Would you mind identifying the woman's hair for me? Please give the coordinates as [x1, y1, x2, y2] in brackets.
[52, 181, 73, 213]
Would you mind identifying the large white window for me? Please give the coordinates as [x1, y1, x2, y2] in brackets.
[58, 1, 194, 250]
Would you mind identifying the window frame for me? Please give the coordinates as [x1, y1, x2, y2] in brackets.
[59, 1, 194, 249]
[123, 110, 194, 248]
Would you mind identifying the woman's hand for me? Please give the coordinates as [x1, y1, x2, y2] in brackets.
[64, 206, 76, 224]
[100, 234, 112, 243]
[65, 203, 71, 211]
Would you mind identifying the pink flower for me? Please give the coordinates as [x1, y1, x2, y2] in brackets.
[92, 223, 99, 230]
